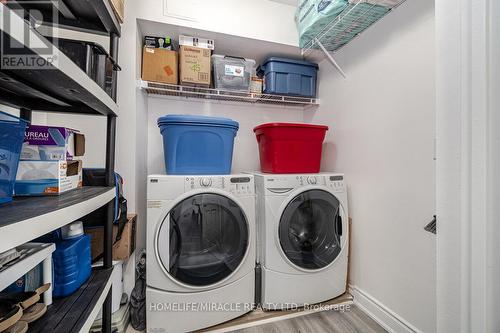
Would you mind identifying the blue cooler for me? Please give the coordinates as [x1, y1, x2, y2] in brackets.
[258, 57, 319, 97]
[157, 115, 239, 175]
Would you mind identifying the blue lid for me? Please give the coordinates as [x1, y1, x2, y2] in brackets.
[263, 57, 319, 69]
[158, 114, 239, 130]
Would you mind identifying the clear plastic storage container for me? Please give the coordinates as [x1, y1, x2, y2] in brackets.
[212, 55, 256, 91]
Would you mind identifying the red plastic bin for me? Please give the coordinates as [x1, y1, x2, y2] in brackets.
[254, 123, 329, 174]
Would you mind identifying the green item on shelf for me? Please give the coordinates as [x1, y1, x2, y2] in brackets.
[296, 0, 349, 48]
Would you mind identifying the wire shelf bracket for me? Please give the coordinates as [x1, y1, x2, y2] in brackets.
[315, 38, 347, 79]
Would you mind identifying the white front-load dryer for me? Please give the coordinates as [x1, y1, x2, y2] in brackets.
[254, 173, 349, 310]
[147, 175, 256, 333]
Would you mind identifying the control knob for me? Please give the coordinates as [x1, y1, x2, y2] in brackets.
[200, 178, 212, 187]
[307, 176, 318, 185]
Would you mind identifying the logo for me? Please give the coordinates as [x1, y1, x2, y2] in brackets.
[317, 0, 332, 13]
[1, 1, 60, 69]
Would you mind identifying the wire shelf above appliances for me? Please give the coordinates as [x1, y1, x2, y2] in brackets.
[302, 0, 407, 55]
[141, 81, 320, 108]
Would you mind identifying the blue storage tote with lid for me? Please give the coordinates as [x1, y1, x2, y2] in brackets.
[0, 111, 28, 204]
[258, 57, 319, 97]
[157, 115, 239, 175]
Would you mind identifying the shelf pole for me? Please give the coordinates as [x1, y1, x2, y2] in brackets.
[103, 115, 116, 333]
[104, 115, 116, 268]
[315, 38, 347, 79]
[110, 33, 119, 101]
[42, 256, 52, 305]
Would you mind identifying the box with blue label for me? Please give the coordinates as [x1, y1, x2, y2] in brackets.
[21, 125, 85, 161]
[15, 160, 82, 196]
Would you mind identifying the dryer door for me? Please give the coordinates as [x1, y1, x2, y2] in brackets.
[157, 193, 249, 287]
[278, 189, 346, 270]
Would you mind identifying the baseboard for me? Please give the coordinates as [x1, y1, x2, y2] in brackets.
[349, 285, 421, 333]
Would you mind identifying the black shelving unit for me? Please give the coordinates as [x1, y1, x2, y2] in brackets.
[0, 1, 121, 332]
[28, 267, 114, 333]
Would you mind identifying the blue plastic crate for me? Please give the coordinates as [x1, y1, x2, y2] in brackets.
[258, 57, 319, 98]
[157, 115, 239, 175]
[0, 111, 28, 204]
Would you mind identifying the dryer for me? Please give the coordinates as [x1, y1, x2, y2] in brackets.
[147, 175, 255, 333]
[254, 173, 348, 310]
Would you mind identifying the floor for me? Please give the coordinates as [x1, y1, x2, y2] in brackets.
[125, 304, 387, 333]
[230, 305, 387, 333]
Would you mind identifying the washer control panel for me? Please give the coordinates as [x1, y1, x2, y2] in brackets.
[184, 175, 254, 196]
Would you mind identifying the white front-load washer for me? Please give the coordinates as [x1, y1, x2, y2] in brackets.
[146, 175, 256, 333]
[254, 173, 349, 310]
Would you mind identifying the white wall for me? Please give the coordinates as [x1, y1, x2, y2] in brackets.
[135, 0, 298, 47]
[305, 0, 436, 332]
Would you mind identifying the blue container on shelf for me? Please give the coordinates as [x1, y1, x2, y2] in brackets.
[0, 111, 29, 204]
[51, 232, 91, 298]
[157, 115, 239, 175]
[258, 57, 319, 98]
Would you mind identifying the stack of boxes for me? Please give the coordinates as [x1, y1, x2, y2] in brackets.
[141, 34, 214, 87]
[15, 125, 85, 196]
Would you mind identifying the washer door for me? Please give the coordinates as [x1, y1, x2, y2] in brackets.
[278, 189, 346, 270]
[157, 193, 249, 287]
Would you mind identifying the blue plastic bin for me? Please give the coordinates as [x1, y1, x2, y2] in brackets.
[157, 115, 239, 175]
[0, 111, 28, 204]
[258, 57, 319, 97]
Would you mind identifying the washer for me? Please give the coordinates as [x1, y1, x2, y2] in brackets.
[254, 172, 349, 309]
[146, 174, 256, 333]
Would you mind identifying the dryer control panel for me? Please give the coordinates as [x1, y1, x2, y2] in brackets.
[184, 175, 254, 196]
[263, 174, 345, 194]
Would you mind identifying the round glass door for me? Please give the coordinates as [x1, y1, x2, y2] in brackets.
[279, 189, 344, 270]
[157, 193, 249, 286]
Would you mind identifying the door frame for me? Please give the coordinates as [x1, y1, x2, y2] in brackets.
[436, 0, 500, 332]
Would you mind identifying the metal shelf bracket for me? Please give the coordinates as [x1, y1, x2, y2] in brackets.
[315, 38, 347, 79]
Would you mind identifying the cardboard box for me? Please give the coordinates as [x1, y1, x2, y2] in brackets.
[179, 46, 211, 87]
[21, 125, 85, 161]
[109, 0, 124, 23]
[179, 35, 215, 50]
[142, 47, 178, 84]
[86, 214, 137, 261]
[15, 160, 83, 196]
[144, 36, 173, 50]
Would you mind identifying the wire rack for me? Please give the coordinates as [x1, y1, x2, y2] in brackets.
[301, 0, 407, 56]
[140, 81, 319, 107]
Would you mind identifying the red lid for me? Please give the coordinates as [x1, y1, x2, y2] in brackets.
[253, 122, 329, 132]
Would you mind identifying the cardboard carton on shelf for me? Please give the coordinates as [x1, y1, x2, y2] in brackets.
[109, 0, 124, 23]
[141, 47, 178, 85]
[21, 125, 85, 161]
[85, 214, 137, 262]
[179, 45, 211, 87]
[15, 160, 83, 196]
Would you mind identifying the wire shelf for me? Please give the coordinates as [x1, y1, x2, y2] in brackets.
[301, 0, 407, 55]
[140, 81, 319, 108]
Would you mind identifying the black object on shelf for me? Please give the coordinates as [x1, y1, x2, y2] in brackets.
[6, 0, 121, 36]
[28, 267, 113, 333]
[49, 38, 121, 99]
